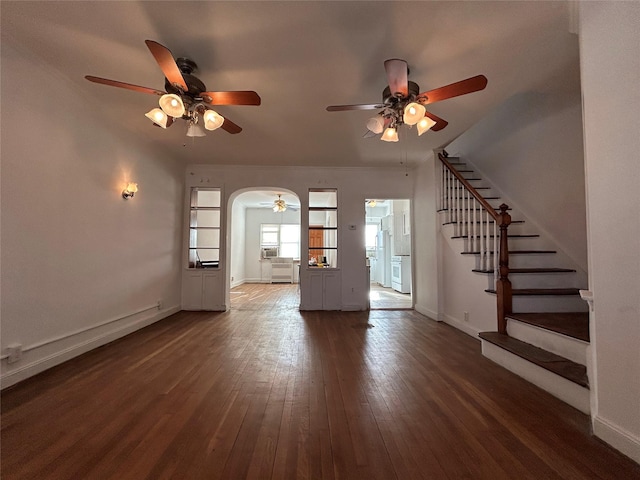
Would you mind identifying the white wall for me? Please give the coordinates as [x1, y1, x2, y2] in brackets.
[579, 2, 640, 463]
[1, 40, 184, 388]
[187, 164, 414, 310]
[410, 152, 440, 320]
[229, 200, 247, 286]
[242, 207, 301, 282]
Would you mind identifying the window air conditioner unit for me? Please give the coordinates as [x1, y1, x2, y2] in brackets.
[262, 247, 278, 259]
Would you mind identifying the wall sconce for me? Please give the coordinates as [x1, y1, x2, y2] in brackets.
[122, 182, 138, 199]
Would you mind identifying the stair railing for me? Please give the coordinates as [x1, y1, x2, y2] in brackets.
[438, 153, 512, 334]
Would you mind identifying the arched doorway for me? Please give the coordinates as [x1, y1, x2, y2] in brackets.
[227, 188, 301, 309]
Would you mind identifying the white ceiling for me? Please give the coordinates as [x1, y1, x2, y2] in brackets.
[2, 1, 576, 170]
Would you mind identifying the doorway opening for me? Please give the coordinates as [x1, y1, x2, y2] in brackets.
[366, 199, 412, 310]
[228, 189, 301, 310]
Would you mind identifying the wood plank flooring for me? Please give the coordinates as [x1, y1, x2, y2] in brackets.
[369, 284, 412, 310]
[2, 284, 639, 479]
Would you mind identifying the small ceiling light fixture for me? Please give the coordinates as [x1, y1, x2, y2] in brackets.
[417, 116, 437, 136]
[159, 93, 186, 118]
[145, 108, 170, 128]
[273, 194, 287, 213]
[366, 199, 377, 207]
[186, 119, 206, 137]
[381, 126, 399, 142]
[403, 102, 426, 125]
[122, 182, 138, 199]
[203, 110, 225, 131]
[366, 116, 385, 134]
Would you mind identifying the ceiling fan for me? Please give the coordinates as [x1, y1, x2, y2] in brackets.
[326, 59, 487, 141]
[85, 40, 261, 136]
[259, 194, 300, 212]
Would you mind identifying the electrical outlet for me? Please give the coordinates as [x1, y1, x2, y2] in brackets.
[464, 311, 469, 322]
[6, 344, 22, 364]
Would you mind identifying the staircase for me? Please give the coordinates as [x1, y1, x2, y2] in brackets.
[438, 154, 590, 413]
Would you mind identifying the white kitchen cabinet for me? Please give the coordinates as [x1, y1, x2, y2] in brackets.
[392, 213, 411, 255]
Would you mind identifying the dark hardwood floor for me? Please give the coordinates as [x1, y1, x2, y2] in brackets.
[2, 284, 638, 479]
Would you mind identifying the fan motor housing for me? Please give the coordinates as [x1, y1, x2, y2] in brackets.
[382, 81, 420, 104]
[164, 57, 207, 98]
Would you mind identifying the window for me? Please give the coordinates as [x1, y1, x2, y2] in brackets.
[365, 224, 379, 250]
[308, 188, 337, 267]
[188, 188, 221, 268]
[260, 224, 300, 259]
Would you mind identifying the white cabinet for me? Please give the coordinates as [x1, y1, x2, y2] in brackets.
[392, 213, 411, 256]
[182, 270, 225, 311]
[303, 270, 341, 310]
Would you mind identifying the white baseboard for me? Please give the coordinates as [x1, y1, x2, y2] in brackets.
[443, 313, 481, 338]
[414, 304, 440, 321]
[593, 415, 640, 464]
[1, 305, 180, 389]
[342, 304, 367, 311]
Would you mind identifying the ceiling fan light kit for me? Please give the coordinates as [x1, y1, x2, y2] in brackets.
[403, 102, 426, 125]
[366, 116, 385, 134]
[203, 110, 224, 131]
[273, 194, 287, 213]
[381, 127, 399, 142]
[158, 93, 185, 117]
[86, 40, 261, 138]
[145, 108, 170, 128]
[186, 120, 206, 138]
[327, 59, 487, 142]
[417, 116, 437, 136]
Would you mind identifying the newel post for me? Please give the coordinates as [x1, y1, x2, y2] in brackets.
[496, 204, 512, 334]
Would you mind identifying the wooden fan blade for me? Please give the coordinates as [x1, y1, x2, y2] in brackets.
[419, 75, 488, 104]
[384, 59, 409, 98]
[151, 116, 174, 128]
[327, 103, 386, 112]
[85, 76, 164, 95]
[220, 116, 242, 134]
[363, 130, 378, 138]
[145, 40, 188, 91]
[424, 111, 448, 131]
[201, 91, 261, 106]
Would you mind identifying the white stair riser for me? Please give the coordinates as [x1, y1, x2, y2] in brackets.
[463, 253, 568, 270]
[512, 295, 589, 312]
[507, 320, 588, 365]
[482, 273, 580, 290]
[481, 340, 590, 414]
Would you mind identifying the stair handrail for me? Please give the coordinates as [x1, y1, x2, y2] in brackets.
[438, 153, 512, 334]
[439, 154, 499, 221]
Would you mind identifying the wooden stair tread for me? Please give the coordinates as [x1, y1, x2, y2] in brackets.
[440, 207, 512, 212]
[462, 249, 557, 255]
[451, 195, 500, 199]
[443, 220, 525, 226]
[452, 234, 539, 239]
[507, 312, 589, 342]
[485, 288, 581, 296]
[479, 332, 589, 388]
[472, 267, 576, 274]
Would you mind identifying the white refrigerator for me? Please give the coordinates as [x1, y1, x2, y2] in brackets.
[376, 230, 391, 287]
